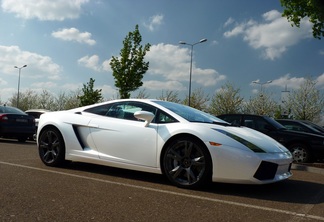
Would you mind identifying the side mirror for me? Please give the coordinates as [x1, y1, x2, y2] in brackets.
[134, 111, 155, 127]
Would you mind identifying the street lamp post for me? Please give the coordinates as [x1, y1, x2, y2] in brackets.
[179, 38, 207, 106]
[252, 80, 272, 92]
[14, 65, 27, 108]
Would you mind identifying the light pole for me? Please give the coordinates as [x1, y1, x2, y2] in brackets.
[252, 80, 272, 92]
[179, 38, 207, 106]
[14, 64, 27, 108]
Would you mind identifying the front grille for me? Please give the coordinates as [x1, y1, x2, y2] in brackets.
[253, 161, 278, 180]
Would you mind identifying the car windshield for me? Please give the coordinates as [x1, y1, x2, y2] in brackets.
[302, 120, 324, 133]
[153, 100, 228, 124]
[264, 116, 286, 130]
[0, 106, 26, 115]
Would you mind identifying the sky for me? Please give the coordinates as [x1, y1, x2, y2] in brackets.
[0, 0, 323, 105]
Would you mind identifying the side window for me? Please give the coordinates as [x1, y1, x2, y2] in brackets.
[155, 110, 177, 124]
[243, 116, 259, 130]
[221, 115, 241, 126]
[287, 123, 309, 133]
[84, 104, 112, 116]
[106, 104, 125, 118]
[244, 116, 270, 132]
[105, 102, 158, 121]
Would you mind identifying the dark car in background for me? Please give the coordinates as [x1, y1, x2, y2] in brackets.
[276, 119, 324, 135]
[25, 109, 49, 140]
[0, 105, 35, 142]
[217, 114, 324, 163]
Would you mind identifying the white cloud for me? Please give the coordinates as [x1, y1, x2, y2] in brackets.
[224, 23, 247, 37]
[270, 74, 311, 89]
[61, 83, 82, 91]
[315, 73, 324, 89]
[224, 10, 313, 60]
[0, 45, 62, 102]
[78, 55, 100, 71]
[0, 77, 8, 85]
[100, 84, 118, 99]
[224, 17, 235, 27]
[143, 80, 186, 91]
[31, 81, 57, 89]
[78, 43, 225, 93]
[144, 14, 164, 31]
[0, 45, 62, 80]
[78, 55, 110, 72]
[52, 28, 96, 45]
[1, 0, 89, 21]
[146, 43, 225, 87]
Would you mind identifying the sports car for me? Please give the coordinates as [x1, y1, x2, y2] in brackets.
[37, 99, 292, 188]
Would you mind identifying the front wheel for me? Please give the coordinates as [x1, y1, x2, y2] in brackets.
[289, 143, 311, 163]
[162, 136, 212, 189]
[38, 127, 66, 167]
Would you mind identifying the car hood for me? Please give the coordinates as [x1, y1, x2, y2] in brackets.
[279, 128, 324, 138]
[204, 123, 289, 153]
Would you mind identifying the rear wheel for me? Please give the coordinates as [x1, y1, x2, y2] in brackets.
[289, 144, 311, 163]
[38, 127, 65, 167]
[162, 136, 212, 189]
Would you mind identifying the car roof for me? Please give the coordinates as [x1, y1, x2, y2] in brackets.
[218, 113, 264, 117]
[0, 105, 26, 114]
[25, 109, 50, 112]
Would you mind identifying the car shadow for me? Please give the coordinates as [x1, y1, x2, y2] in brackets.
[0, 138, 36, 145]
[62, 162, 324, 205]
[203, 179, 324, 205]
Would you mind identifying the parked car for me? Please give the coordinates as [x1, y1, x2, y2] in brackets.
[25, 109, 49, 140]
[0, 105, 35, 142]
[276, 119, 324, 136]
[217, 114, 324, 163]
[37, 99, 292, 189]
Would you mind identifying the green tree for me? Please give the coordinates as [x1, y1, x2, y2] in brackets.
[64, 90, 82, 110]
[285, 77, 324, 121]
[208, 82, 244, 116]
[183, 87, 209, 111]
[157, 90, 181, 103]
[78, 78, 103, 106]
[242, 92, 278, 116]
[54, 91, 68, 111]
[280, 0, 324, 39]
[110, 25, 151, 99]
[9, 90, 38, 111]
[38, 90, 56, 110]
[135, 88, 150, 99]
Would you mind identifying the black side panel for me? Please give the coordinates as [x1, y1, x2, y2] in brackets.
[72, 125, 86, 150]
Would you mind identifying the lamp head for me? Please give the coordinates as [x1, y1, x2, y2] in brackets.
[199, 38, 207, 43]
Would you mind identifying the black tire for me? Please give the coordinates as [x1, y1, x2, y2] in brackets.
[38, 127, 66, 167]
[162, 136, 212, 189]
[288, 143, 311, 163]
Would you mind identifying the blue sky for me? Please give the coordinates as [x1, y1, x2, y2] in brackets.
[0, 0, 323, 104]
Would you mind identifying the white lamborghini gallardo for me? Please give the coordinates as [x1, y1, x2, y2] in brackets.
[37, 99, 292, 188]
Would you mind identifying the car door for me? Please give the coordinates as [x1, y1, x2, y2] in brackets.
[87, 101, 158, 168]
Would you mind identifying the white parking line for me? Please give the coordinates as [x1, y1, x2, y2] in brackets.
[1, 160, 324, 221]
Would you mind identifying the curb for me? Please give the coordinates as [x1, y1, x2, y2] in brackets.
[291, 164, 324, 176]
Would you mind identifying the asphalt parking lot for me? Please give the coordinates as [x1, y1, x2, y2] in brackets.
[0, 139, 324, 222]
